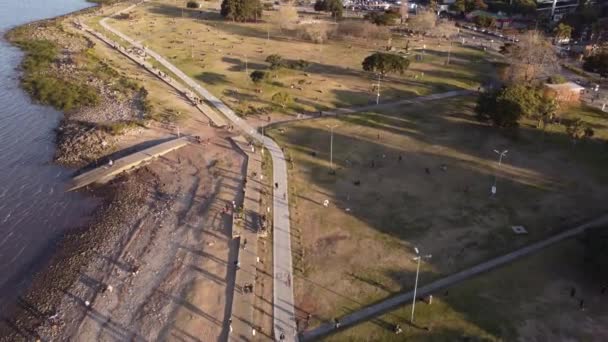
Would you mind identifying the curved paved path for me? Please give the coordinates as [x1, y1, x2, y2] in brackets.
[301, 214, 608, 341]
[100, 4, 297, 341]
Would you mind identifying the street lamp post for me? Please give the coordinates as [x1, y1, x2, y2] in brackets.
[492, 149, 508, 195]
[411, 247, 432, 323]
[326, 124, 339, 173]
[376, 73, 381, 105]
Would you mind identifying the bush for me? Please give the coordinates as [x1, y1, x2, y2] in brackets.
[337, 21, 390, 40]
[23, 76, 99, 111]
[186, 1, 201, 8]
[221, 0, 262, 22]
[271, 92, 292, 108]
[583, 53, 608, 77]
[265, 54, 284, 69]
[474, 14, 496, 28]
[313, 0, 343, 18]
[287, 59, 311, 70]
[296, 23, 335, 44]
[16, 40, 58, 72]
[365, 11, 400, 26]
[547, 75, 567, 84]
[362, 52, 410, 75]
[250, 70, 268, 83]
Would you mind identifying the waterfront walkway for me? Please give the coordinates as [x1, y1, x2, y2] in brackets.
[99, 6, 298, 340]
[68, 137, 188, 191]
[229, 135, 264, 341]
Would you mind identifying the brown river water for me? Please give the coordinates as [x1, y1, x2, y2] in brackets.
[0, 0, 99, 313]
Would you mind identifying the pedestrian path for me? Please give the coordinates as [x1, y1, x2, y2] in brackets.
[229, 136, 264, 341]
[68, 137, 188, 191]
[98, 8, 299, 341]
[300, 214, 608, 341]
[74, 19, 228, 128]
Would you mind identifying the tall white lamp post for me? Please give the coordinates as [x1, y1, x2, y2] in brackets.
[411, 247, 432, 323]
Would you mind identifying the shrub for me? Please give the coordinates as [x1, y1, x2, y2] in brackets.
[474, 14, 496, 28]
[250, 70, 268, 83]
[186, 1, 201, 8]
[221, 0, 262, 22]
[337, 21, 390, 40]
[547, 75, 567, 84]
[271, 92, 292, 108]
[265, 54, 284, 69]
[362, 52, 410, 75]
[287, 59, 311, 70]
[365, 11, 400, 26]
[313, 0, 343, 18]
[23, 76, 99, 111]
[296, 23, 335, 44]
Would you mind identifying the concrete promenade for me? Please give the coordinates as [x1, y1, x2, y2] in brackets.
[301, 214, 608, 341]
[99, 7, 299, 341]
[68, 137, 188, 191]
[229, 136, 264, 340]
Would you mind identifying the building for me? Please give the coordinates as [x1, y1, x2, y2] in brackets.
[544, 82, 585, 103]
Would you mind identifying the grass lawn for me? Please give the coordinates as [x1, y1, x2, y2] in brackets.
[105, 0, 497, 119]
[326, 239, 608, 341]
[266, 96, 608, 335]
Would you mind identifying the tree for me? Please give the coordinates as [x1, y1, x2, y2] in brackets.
[566, 118, 594, 144]
[513, 0, 536, 15]
[362, 52, 410, 76]
[272, 3, 299, 30]
[450, 0, 466, 13]
[547, 75, 567, 84]
[407, 10, 436, 33]
[536, 97, 559, 129]
[503, 31, 559, 83]
[474, 15, 496, 28]
[400, 0, 409, 24]
[265, 54, 284, 69]
[220, 0, 262, 22]
[186, 1, 201, 8]
[475, 84, 542, 128]
[298, 22, 334, 43]
[250, 70, 267, 83]
[366, 11, 400, 26]
[582, 227, 608, 281]
[583, 53, 608, 77]
[313, 0, 343, 18]
[272, 92, 292, 108]
[554, 23, 573, 42]
[473, 0, 488, 10]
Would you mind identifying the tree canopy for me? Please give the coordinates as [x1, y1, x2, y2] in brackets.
[503, 31, 558, 83]
[554, 23, 573, 41]
[362, 52, 410, 76]
[366, 11, 400, 26]
[583, 53, 608, 77]
[220, 0, 262, 22]
[475, 84, 548, 128]
[313, 0, 343, 18]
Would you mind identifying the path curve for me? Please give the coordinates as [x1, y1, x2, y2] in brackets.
[99, 4, 297, 341]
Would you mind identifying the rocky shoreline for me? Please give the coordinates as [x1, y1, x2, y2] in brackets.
[0, 1, 155, 339]
[0, 169, 154, 341]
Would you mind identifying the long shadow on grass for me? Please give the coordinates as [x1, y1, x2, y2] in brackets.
[271, 97, 608, 338]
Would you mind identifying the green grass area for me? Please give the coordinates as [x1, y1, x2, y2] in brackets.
[10, 39, 100, 111]
[108, 0, 499, 119]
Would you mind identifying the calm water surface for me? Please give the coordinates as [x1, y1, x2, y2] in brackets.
[0, 0, 99, 311]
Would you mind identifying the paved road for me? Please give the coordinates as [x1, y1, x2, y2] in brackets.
[99, 5, 299, 341]
[301, 214, 608, 341]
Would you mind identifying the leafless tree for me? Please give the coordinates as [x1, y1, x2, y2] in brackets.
[407, 10, 436, 33]
[504, 31, 559, 83]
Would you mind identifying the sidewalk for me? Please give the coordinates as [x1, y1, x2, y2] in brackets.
[230, 136, 264, 341]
